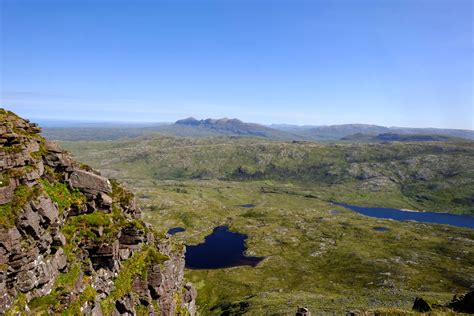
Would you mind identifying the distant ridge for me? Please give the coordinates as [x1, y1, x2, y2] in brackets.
[41, 117, 474, 141]
[271, 123, 474, 141]
[341, 132, 466, 142]
[170, 117, 301, 139]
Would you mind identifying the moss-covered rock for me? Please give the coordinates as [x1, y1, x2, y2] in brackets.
[0, 109, 196, 315]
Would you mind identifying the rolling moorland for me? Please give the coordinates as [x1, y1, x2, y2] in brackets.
[58, 133, 474, 314]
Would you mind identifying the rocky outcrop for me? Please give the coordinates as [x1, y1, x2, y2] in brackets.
[70, 170, 112, 194]
[447, 291, 474, 314]
[0, 109, 196, 315]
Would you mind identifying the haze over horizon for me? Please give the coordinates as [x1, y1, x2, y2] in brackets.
[1, 0, 473, 129]
[7, 115, 473, 132]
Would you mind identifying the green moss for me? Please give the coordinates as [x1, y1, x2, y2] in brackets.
[135, 304, 150, 316]
[0, 173, 10, 187]
[43, 165, 62, 181]
[5, 293, 28, 316]
[61, 211, 120, 260]
[28, 264, 82, 313]
[111, 179, 134, 206]
[6, 166, 28, 178]
[100, 246, 169, 315]
[63, 285, 97, 315]
[40, 178, 86, 215]
[0, 185, 40, 227]
[0, 144, 24, 154]
[79, 163, 93, 171]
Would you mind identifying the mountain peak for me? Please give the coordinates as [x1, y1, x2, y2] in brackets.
[175, 117, 200, 125]
[170, 117, 298, 139]
[176, 117, 245, 126]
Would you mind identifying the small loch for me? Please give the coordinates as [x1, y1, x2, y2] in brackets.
[239, 204, 256, 208]
[333, 202, 474, 229]
[167, 227, 185, 235]
[185, 226, 264, 269]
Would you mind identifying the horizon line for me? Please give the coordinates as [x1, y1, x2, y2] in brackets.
[26, 116, 474, 131]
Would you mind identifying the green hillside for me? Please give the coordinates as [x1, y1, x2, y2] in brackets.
[60, 136, 474, 215]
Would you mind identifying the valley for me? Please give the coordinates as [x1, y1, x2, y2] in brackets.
[58, 135, 474, 314]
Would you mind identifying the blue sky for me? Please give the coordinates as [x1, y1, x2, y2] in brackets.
[1, 0, 472, 128]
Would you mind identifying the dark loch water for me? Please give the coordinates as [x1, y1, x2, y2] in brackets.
[167, 227, 185, 235]
[334, 202, 474, 229]
[373, 226, 389, 232]
[239, 204, 256, 208]
[185, 226, 265, 269]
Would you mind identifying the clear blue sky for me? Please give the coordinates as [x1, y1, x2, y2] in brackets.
[1, 0, 472, 128]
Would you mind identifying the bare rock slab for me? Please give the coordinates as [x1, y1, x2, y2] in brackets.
[69, 170, 112, 193]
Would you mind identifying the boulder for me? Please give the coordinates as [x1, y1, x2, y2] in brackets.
[69, 170, 112, 193]
[412, 297, 431, 312]
[45, 140, 63, 153]
[44, 153, 73, 169]
[98, 192, 113, 207]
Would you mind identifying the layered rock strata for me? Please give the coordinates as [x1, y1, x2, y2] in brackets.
[0, 109, 196, 315]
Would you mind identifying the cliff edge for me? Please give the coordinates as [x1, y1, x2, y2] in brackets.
[0, 109, 196, 315]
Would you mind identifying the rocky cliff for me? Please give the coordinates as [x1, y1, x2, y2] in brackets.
[0, 109, 196, 315]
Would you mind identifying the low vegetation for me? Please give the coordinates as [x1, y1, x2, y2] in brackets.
[0, 185, 40, 227]
[28, 263, 83, 313]
[100, 246, 169, 315]
[40, 178, 86, 214]
[61, 136, 474, 215]
[59, 135, 474, 314]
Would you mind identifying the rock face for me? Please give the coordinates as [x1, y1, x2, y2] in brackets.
[0, 109, 196, 315]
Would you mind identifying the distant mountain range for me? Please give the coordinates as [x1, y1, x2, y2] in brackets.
[272, 123, 474, 141]
[41, 117, 474, 141]
[341, 132, 464, 142]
